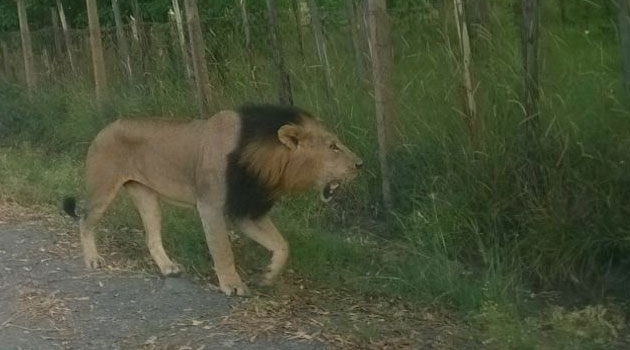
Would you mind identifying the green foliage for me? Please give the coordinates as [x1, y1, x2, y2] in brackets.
[1, 4, 630, 348]
[474, 302, 626, 349]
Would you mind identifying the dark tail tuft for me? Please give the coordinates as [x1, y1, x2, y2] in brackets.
[62, 197, 79, 219]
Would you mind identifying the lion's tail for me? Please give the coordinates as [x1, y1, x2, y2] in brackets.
[62, 197, 80, 220]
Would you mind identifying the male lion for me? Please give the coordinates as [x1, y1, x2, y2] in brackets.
[63, 104, 362, 296]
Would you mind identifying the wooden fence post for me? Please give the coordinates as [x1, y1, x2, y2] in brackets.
[266, 0, 293, 105]
[618, 0, 630, 92]
[132, 0, 147, 73]
[184, 0, 213, 117]
[51, 7, 63, 59]
[239, 0, 260, 90]
[346, 0, 366, 82]
[453, 0, 479, 139]
[306, 0, 335, 113]
[1, 41, 10, 80]
[239, 0, 252, 51]
[86, 0, 108, 101]
[367, 0, 395, 210]
[56, 0, 75, 73]
[171, 0, 193, 80]
[16, 0, 36, 93]
[112, 0, 132, 79]
[290, 0, 305, 59]
[521, 0, 540, 131]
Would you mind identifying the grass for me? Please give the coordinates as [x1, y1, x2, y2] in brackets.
[2, 2, 630, 348]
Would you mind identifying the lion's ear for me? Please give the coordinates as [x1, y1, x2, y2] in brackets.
[278, 124, 303, 150]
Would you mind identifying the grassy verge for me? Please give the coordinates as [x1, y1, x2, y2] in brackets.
[1, 143, 628, 349]
[2, 3, 630, 347]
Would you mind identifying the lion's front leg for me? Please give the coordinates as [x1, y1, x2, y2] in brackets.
[237, 216, 289, 286]
[197, 202, 249, 296]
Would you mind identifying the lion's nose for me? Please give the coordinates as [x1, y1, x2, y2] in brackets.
[355, 160, 363, 169]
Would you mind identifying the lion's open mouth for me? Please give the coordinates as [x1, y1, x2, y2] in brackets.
[321, 180, 342, 202]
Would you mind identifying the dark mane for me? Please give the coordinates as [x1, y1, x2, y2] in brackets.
[238, 104, 307, 142]
[225, 104, 307, 219]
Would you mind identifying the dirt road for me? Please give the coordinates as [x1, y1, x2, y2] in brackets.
[0, 205, 323, 350]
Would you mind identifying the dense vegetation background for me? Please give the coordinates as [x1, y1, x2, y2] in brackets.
[1, 0, 630, 348]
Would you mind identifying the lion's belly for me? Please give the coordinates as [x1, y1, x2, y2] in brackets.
[128, 166, 198, 206]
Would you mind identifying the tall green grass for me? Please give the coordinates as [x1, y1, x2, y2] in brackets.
[1, 3, 629, 325]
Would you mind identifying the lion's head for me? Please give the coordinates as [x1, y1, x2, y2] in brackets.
[238, 105, 362, 203]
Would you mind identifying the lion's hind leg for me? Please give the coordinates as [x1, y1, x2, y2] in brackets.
[237, 216, 288, 286]
[125, 182, 182, 276]
[80, 181, 121, 269]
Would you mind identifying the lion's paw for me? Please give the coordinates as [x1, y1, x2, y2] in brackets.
[219, 278, 250, 297]
[159, 263, 183, 277]
[257, 269, 279, 287]
[84, 254, 105, 269]
[257, 275, 274, 287]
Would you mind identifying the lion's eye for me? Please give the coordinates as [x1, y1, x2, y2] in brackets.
[329, 143, 340, 151]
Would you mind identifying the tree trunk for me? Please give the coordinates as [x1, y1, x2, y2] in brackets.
[112, 0, 132, 79]
[239, 0, 251, 50]
[51, 7, 63, 59]
[367, 0, 395, 210]
[42, 49, 52, 80]
[618, 0, 630, 92]
[184, 0, 213, 117]
[290, 0, 305, 59]
[521, 0, 540, 131]
[453, 0, 479, 139]
[520, 0, 543, 191]
[266, 0, 293, 105]
[16, 0, 36, 93]
[306, 0, 335, 113]
[238, 0, 260, 91]
[86, 0, 108, 101]
[171, 0, 192, 80]
[56, 0, 75, 73]
[346, 0, 365, 81]
[132, 0, 147, 73]
[1, 41, 11, 80]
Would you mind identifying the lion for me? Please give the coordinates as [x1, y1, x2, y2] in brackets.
[63, 104, 362, 296]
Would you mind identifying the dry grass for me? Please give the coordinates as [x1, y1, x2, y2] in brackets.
[11, 285, 76, 339]
[220, 275, 467, 350]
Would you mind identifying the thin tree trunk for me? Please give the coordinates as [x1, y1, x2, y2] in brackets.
[16, 0, 36, 93]
[172, 0, 192, 80]
[239, 0, 251, 50]
[42, 49, 52, 80]
[51, 7, 63, 59]
[306, 0, 335, 112]
[346, 0, 365, 81]
[112, 0, 132, 79]
[618, 0, 630, 92]
[86, 0, 108, 101]
[184, 0, 213, 117]
[132, 0, 147, 73]
[367, 0, 395, 210]
[239, 0, 259, 90]
[1, 41, 10, 80]
[56, 0, 75, 73]
[290, 0, 305, 59]
[453, 0, 479, 139]
[520, 0, 543, 191]
[521, 0, 540, 130]
[266, 0, 293, 105]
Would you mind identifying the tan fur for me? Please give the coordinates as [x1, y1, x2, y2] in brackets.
[72, 109, 361, 296]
